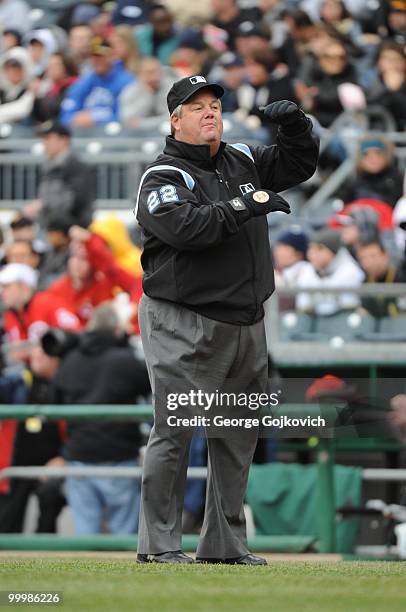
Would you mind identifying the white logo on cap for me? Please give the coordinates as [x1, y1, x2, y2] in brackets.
[189, 76, 207, 85]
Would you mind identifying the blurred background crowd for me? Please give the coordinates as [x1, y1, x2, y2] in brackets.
[0, 0, 406, 544]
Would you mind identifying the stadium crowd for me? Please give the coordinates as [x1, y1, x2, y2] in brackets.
[0, 0, 406, 537]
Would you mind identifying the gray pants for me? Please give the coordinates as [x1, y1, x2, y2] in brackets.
[137, 295, 268, 559]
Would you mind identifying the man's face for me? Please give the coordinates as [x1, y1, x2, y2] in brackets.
[151, 9, 173, 38]
[140, 59, 162, 90]
[360, 148, 387, 174]
[171, 91, 223, 149]
[308, 243, 335, 271]
[273, 243, 302, 270]
[69, 26, 92, 57]
[41, 133, 69, 160]
[357, 244, 389, 279]
[4, 62, 23, 85]
[6, 241, 38, 267]
[68, 253, 92, 283]
[1, 282, 31, 310]
[91, 52, 112, 76]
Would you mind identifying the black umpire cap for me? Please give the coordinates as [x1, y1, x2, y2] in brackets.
[167, 75, 224, 115]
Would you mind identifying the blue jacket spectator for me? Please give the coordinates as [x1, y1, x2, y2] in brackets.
[60, 37, 135, 127]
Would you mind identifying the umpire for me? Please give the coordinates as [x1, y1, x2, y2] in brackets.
[135, 75, 319, 564]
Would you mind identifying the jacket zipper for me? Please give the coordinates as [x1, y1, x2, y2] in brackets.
[215, 164, 258, 323]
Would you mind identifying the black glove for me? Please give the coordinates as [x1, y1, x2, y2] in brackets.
[260, 100, 308, 134]
[242, 189, 291, 217]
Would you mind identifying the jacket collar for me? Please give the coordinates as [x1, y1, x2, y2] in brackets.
[164, 136, 227, 162]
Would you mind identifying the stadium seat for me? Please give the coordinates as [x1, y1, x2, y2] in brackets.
[313, 311, 376, 341]
[372, 316, 406, 342]
[279, 312, 314, 341]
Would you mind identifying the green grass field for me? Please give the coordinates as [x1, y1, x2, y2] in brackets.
[1, 557, 406, 612]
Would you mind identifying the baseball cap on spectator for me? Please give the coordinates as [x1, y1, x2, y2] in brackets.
[0, 263, 38, 289]
[36, 120, 71, 138]
[219, 52, 243, 68]
[90, 37, 112, 56]
[389, 0, 406, 10]
[167, 75, 224, 115]
[234, 21, 270, 40]
[275, 228, 309, 256]
[178, 29, 206, 51]
[72, 4, 101, 25]
[359, 139, 386, 154]
[311, 229, 341, 254]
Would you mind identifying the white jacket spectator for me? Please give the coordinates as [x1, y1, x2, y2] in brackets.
[0, 46, 34, 124]
[119, 57, 175, 127]
[24, 29, 58, 78]
[296, 229, 364, 315]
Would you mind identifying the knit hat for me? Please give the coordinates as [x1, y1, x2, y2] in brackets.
[0, 263, 38, 288]
[311, 229, 341, 254]
[275, 228, 309, 256]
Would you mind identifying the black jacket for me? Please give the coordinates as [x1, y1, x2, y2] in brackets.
[335, 164, 403, 208]
[136, 122, 319, 325]
[52, 331, 150, 463]
[38, 151, 96, 230]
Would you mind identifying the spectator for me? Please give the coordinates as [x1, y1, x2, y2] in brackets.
[67, 24, 93, 71]
[32, 52, 79, 124]
[135, 4, 180, 65]
[356, 238, 406, 317]
[276, 9, 317, 76]
[24, 120, 95, 232]
[51, 302, 150, 534]
[237, 48, 296, 138]
[5, 239, 40, 269]
[377, 0, 406, 45]
[0, 263, 80, 359]
[333, 201, 400, 264]
[0, 47, 34, 125]
[109, 24, 140, 74]
[233, 21, 271, 61]
[24, 29, 58, 78]
[334, 136, 404, 207]
[0, 345, 66, 533]
[366, 41, 406, 131]
[319, 0, 363, 46]
[37, 218, 71, 290]
[273, 228, 312, 286]
[273, 227, 312, 310]
[8, 215, 47, 256]
[60, 37, 134, 128]
[209, 0, 262, 52]
[169, 28, 213, 77]
[0, 0, 31, 34]
[212, 52, 244, 113]
[46, 227, 142, 329]
[112, 0, 149, 26]
[120, 57, 174, 126]
[296, 229, 364, 315]
[2, 29, 23, 51]
[296, 38, 359, 126]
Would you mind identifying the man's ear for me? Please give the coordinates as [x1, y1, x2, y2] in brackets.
[171, 114, 180, 134]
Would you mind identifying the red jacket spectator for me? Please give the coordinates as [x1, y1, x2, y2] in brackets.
[0, 264, 80, 344]
[47, 232, 143, 332]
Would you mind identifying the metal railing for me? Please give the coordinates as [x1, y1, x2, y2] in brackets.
[0, 403, 404, 554]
